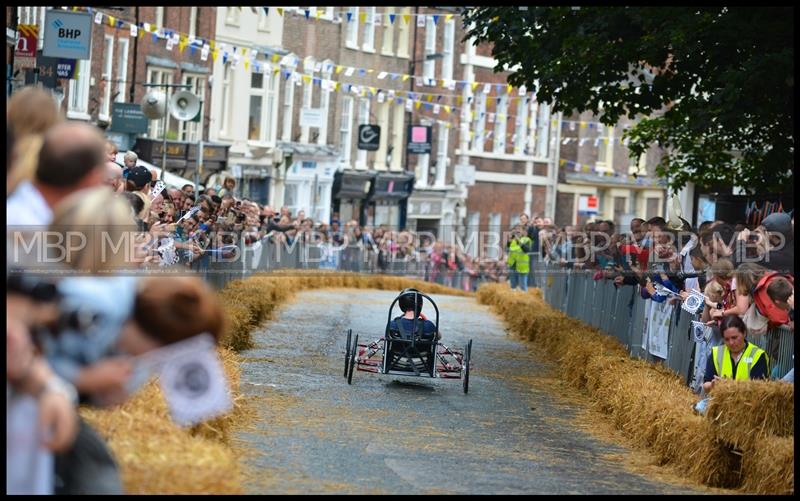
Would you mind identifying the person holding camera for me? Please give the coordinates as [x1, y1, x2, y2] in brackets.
[506, 225, 533, 292]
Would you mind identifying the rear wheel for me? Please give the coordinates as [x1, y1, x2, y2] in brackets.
[463, 339, 472, 394]
[344, 329, 352, 378]
[347, 334, 359, 385]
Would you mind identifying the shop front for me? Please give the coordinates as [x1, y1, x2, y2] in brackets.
[367, 173, 415, 230]
[332, 170, 375, 226]
[133, 138, 229, 186]
[406, 189, 446, 237]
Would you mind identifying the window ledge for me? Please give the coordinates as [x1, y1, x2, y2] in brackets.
[345, 42, 359, 50]
[66, 110, 91, 121]
[361, 46, 376, 54]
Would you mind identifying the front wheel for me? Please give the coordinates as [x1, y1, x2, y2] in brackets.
[463, 339, 472, 394]
[347, 334, 359, 385]
[344, 329, 352, 378]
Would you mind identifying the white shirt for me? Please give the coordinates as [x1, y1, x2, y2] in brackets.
[6, 181, 53, 227]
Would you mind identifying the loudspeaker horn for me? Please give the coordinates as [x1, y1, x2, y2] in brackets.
[169, 90, 201, 122]
[141, 90, 167, 120]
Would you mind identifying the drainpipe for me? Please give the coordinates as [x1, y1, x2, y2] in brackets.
[129, 7, 139, 103]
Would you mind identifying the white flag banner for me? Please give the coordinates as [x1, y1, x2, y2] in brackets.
[153, 334, 233, 427]
[201, 44, 210, 61]
[405, 99, 413, 111]
[344, 67, 355, 76]
[94, 11, 103, 24]
[433, 104, 440, 115]
[377, 71, 388, 79]
[483, 83, 491, 94]
[691, 320, 711, 343]
[130, 23, 138, 37]
[165, 38, 175, 51]
[177, 206, 201, 223]
[682, 289, 706, 315]
[417, 15, 426, 28]
[376, 92, 385, 103]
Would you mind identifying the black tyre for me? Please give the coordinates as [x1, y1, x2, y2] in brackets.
[463, 339, 472, 394]
[347, 335, 359, 385]
[344, 329, 352, 378]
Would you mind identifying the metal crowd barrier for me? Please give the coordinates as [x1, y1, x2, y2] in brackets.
[539, 259, 794, 384]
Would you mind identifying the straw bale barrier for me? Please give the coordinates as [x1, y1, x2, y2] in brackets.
[705, 379, 794, 450]
[476, 283, 793, 492]
[86, 272, 469, 493]
[740, 435, 794, 494]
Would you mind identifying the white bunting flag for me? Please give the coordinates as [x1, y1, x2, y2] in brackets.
[594, 137, 601, 147]
[518, 85, 527, 96]
[417, 15, 426, 28]
[201, 44, 210, 61]
[377, 71, 388, 79]
[130, 23, 138, 37]
[447, 80, 456, 91]
[406, 99, 413, 111]
[150, 180, 166, 200]
[377, 91, 385, 103]
[314, 62, 322, 73]
[155, 334, 232, 427]
[165, 38, 175, 51]
[143, 22, 151, 33]
[344, 66, 355, 76]
[483, 83, 491, 94]
[94, 11, 103, 24]
[433, 104, 440, 115]
[488, 113, 495, 124]
[569, 121, 576, 131]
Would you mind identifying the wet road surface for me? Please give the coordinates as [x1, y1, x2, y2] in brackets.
[235, 289, 702, 494]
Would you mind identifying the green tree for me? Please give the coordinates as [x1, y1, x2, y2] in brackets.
[462, 7, 793, 194]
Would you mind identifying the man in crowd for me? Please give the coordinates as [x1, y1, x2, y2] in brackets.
[7, 122, 107, 226]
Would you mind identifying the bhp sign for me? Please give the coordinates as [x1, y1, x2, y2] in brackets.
[42, 9, 92, 60]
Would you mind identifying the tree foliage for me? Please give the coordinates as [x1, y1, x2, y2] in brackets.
[462, 7, 793, 194]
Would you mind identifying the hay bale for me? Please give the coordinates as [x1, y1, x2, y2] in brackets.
[706, 379, 794, 450]
[740, 435, 794, 494]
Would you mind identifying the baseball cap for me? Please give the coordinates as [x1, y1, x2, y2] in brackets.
[761, 212, 792, 236]
[127, 165, 152, 189]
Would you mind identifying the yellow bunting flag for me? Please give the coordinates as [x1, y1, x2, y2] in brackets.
[456, 96, 462, 105]
[487, 97, 494, 106]
[302, 75, 311, 84]
[426, 95, 433, 102]
[415, 101, 422, 109]
[560, 159, 566, 165]
[444, 105, 451, 114]
[471, 111, 476, 120]
[580, 121, 588, 128]
[272, 54, 280, 63]
[242, 47, 247, 55]
[108, 16, 115, 27]
[244, 59, 249, 71]
[402, 74, 410, 81]
[367, 69, 374, 74]
[210, 40, 216, 50]
[336, 65, 343, 74]
[360, 12, 367, 24]
[471, 82, 479, 91]
[277, 8, 283, 16]
[446, 14, 454, 22]
[179, 36, 187, 52]
[403, 14, 411, 24]
[507, 84, 513, 94]
[211, 49, 218, 62]
[316, 9, 322, 19]
[273, 67, 280, 74]
[334, 82, 340, 91]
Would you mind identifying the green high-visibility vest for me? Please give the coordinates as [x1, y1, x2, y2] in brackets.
[507, 236, 532, 273]
[711, 342, 768, 381]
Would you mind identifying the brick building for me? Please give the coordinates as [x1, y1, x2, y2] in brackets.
[555, 111, 666, 229]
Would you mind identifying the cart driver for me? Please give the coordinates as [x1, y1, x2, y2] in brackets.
[388, 289, 441, 341]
